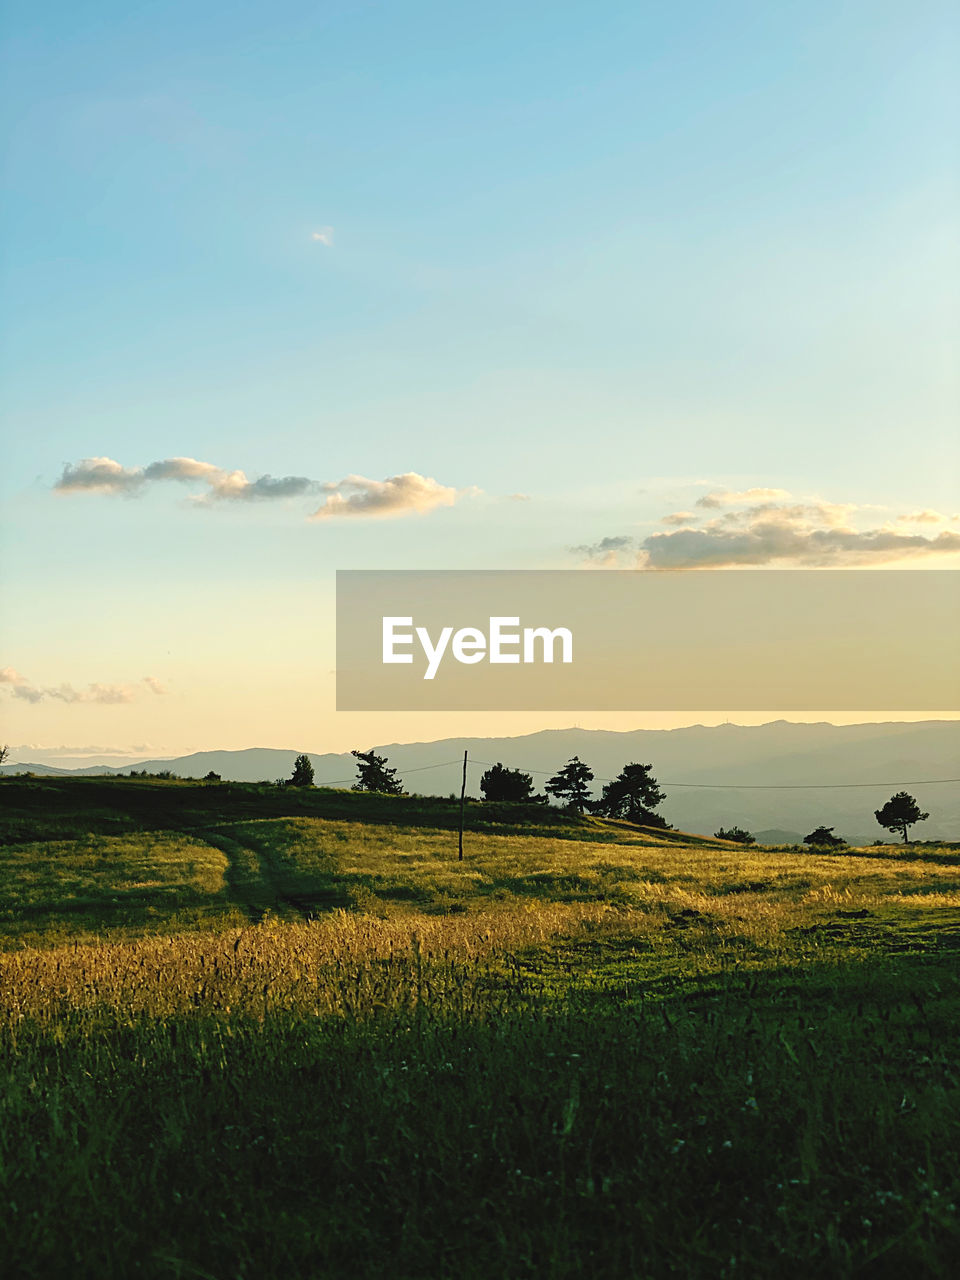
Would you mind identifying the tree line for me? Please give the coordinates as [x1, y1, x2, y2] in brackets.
[283, 750, 931, 844]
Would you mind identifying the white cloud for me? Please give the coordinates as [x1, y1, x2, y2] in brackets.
[574, 489, 960, 569]
[570, 536, 635, 567]
[54, 456, 466, 520]
[696, 487, 793, 509]
[311, 226, 334, 246]
[0, 667, 167, 705]
[142, 457, 223, 484]
[310, 472, 464, 519]
[56, 457, 146, 494]
[56, 455, 322, 505]
[200, 470, 320, 503]
[897, 510, 950, 525]
[640, 499, 960, 567]
[0, 667, 43, 703]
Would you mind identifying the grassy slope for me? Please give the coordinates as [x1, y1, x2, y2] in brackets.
[1, 778, 959, 1278]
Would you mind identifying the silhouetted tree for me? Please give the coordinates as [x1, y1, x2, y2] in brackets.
[592, 762, 668, 825]
[715, 826, 756, 845]
[0, 745, 9, 768]
[803, 825, 846, 848]
[875, 792, 928, 843]
[203, 770, 221, 783]
[289, 754, 315, 788]
[352, 748, 405, 795]
[545, 756, 594, 813]
[479, 762, 536, 803]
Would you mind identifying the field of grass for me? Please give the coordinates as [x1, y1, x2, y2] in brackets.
[1, 776, 959, 1277]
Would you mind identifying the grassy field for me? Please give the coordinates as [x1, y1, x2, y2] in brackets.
[1, 777, 959, 1278]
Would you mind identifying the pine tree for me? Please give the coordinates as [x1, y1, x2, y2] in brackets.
[351, 749, 405, 795]
[715, 826, 756, 845]
[802, 825, 846, 847]
[592, 762, 668, 826]
[544, 756, 594, 813]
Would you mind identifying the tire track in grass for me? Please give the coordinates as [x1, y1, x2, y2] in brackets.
[196, 829, 306, 923]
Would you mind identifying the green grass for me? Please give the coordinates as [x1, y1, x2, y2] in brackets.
[0, 831, 246, 947]
[1, 776, 959, 1277]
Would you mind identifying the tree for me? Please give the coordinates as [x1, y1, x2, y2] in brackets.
[803, 825, 847, 848]
[0, 745, 8, 768]
[591, 762, 668, 826]
[715, 826, 756, 846]
[351, 748, 405, 795]
[479, 762, 536, 803]
[875, 792, 928, 843]
[203, 770, 221, 783]
[289, 754, 315, 788]
[545, 756, 594, 813]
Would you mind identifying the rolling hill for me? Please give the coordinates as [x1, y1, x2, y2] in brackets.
[3, 720, 958, 843]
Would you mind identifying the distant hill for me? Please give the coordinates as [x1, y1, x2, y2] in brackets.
[3, 720, 958, 843]
[752, 828, 806, 846]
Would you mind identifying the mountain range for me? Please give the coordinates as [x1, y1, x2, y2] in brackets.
[4, 720, 958, 844]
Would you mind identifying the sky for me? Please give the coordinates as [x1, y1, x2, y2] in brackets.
[1, 0, 958, 764]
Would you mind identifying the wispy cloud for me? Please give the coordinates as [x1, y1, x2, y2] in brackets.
[0, 668, 167, 705]
[570, 535, 635, 567]
[695, 487, 792, 509]
[0, 667, 44, 703]
[54, 457, 471, 520]
[574, 489, 960, 569]
[310, 473, 464, 519]
[311, 226, 334, 246]
[55, 456, 320, 503]
[896, 510, 954, 525]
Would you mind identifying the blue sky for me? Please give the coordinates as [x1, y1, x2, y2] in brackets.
[1, 1, 958, 759]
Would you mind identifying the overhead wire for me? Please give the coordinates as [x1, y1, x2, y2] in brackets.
[315, 753, 960, 792]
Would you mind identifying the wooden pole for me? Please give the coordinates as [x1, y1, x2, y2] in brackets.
[458, 750, 468, 861]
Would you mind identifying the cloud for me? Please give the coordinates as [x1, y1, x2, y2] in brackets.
[6, 742, 159, 762]
[56, 457, 146, 494]
[696, 487, 792, 509]
[311, 226, 334, 246]
[0, 667, 43, 703]
[571, 536, 635, 566]
[0, 668, 167, 705]
[661, 511, 695, 526]
[310, 472, 462, 520]
[57, 456, 320, 505]
[639, 500, 960, 568]
[897, 510, 950, 525]
[205, 473, 319, 502]
[46, 683, 136, 705]
[574, 489, 960, 570]
[141, 457, 223, 483]
[54, 456, 466, 520]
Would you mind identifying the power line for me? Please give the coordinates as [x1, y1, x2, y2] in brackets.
[467, 757, 960, 790]
[316, 753, 960, 793]
[316, 758, 464, 787]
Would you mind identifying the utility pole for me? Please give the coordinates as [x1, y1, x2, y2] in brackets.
[458, 750, 468, 861]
